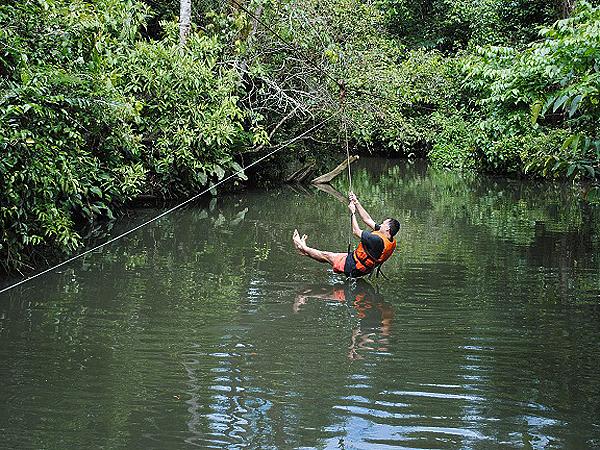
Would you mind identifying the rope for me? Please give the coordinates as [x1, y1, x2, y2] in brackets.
[344, 116, 353, 252]
[0, 115, 338, 295]
[338, 81, 353, 252]
[344, 116, 351, 192]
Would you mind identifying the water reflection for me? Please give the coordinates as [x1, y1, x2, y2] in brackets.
[293, 280, 393, 359]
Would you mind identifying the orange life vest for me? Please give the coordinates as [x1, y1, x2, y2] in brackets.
[353, 230, 396, 275]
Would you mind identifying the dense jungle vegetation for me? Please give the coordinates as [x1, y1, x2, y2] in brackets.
[1, 0, 599, 272]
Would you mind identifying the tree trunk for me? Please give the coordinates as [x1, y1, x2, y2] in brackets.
[560, 0, 577, 18]
[311, 156, 359, 184]
[313, 183, 348, 204]
[180, 0, 191, 46]
[229, 0, 245, 14]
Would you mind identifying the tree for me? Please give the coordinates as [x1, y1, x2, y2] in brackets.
[561, 0, 578, 17]
[180, 0, 191, 45]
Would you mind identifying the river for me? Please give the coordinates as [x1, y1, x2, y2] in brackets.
[1, 158, 599, 449]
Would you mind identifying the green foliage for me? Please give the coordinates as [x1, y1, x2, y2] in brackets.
[452, 1, 600, 179]
[0, 0, 147, 270]
[249, 0, 459, 156]
[122, 28, 260, 196]
[345, 49, 459, 154]
[520, 129, 587, 177]
[428, 113, 479, 170]
[0, 0, 264, 272]
[1, 0, 599, 273]
[377, 0, 558, 50]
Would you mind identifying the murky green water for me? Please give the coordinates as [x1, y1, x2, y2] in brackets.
[2, 158, 600, 449]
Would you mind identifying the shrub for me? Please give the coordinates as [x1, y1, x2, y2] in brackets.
[0, 0, 147, 270]
[121, 26, 261, 197]
[429, 113, 479, 170]
[0, 0, 264, 272]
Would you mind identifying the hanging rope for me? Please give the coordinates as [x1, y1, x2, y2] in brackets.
[338, 80, 354, 254]
[345, 116, 353, 253]
[0, 114, 339, 296]
[342, 92, 352, 192]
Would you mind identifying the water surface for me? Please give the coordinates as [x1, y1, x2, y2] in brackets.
[1, 158, 600, 449]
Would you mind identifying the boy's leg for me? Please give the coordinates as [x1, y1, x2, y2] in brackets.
[293, 229, 340, 265]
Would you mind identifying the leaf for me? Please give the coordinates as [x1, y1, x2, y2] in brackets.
[568, 94, 583, 117]
[561, 135, 574, 150]
[197, 172, 208, 185]
[561, 134, 580, 151]
[214, 165, 225, 180]
[542, 96, 555, 114]
[553, 160, 565, 172]
[89, 186, 102, 197]
[586, 187, 600, 204]
[584, 165, 595, 177]
[530, 101, 542, 124]
[571, 134, 581, 151]
[552, 94, 570, 112]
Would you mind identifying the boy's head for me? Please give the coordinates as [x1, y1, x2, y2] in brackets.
[381, 218, 400, 237]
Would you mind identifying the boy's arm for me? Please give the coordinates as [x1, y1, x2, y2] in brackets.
[348, 202, 362, 238]
[349, 192, 376, 230]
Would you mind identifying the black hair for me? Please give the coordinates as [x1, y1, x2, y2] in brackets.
[386, 218, 400, 237]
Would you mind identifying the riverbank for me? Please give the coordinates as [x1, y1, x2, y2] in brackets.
[2, 156, 596, 289]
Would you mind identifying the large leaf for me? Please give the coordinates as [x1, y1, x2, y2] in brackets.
[561, 134, 580, 151]
[552, 94, 570, 112]
[530, 100, 542, 124]
[568, 94, 583, 118]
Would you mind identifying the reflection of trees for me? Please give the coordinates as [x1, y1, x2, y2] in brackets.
[333, 159, 600, 298]
[332, 159, 600, 445]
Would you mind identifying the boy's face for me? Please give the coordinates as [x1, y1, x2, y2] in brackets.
[380, 219, 392, 234]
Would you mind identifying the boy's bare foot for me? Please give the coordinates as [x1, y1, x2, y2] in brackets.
[300, 234, 308, 247]
[292, 229, 306, 255]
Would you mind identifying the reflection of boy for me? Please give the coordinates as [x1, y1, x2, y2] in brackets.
[292, 282, 393, 358]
